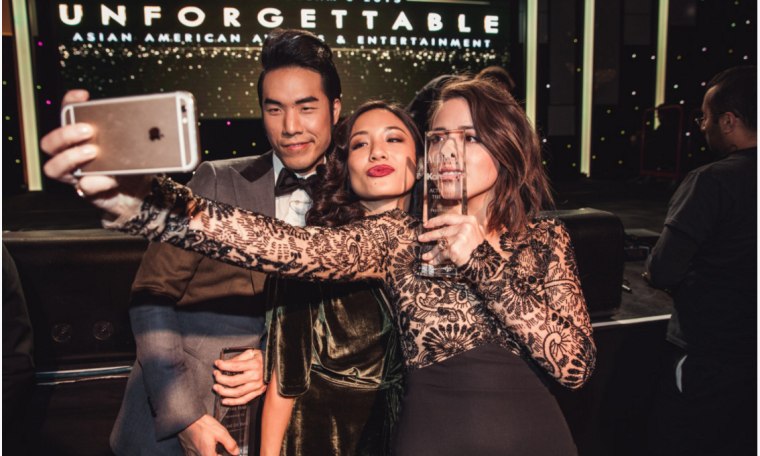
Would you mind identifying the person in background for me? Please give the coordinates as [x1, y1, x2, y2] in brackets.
[645, 65, 757, 456]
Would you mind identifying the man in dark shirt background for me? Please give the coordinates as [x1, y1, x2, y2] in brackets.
[646, 65, 756, 456]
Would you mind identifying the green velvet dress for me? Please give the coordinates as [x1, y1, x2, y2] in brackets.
[264, 278, 405, 456]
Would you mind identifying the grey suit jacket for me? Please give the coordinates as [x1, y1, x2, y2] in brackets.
[110, 153, 275, 455]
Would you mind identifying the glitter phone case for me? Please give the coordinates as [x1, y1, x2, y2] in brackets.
[61, 91, 200, 176]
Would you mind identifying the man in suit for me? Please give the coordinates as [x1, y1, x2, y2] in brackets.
[109, 154, 273, 455]
[110, 29, 343, 456]
[41, 87, 269, 455]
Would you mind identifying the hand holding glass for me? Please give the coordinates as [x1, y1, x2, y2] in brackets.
[213, 347, 253, 456]
[418, 129, 468, 278]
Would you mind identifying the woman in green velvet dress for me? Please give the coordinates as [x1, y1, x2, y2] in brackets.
[260, 101, 418, 456]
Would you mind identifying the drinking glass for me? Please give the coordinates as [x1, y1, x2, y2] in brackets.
[213, 347, 253, 456]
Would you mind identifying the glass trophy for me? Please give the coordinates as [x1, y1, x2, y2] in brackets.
[213, 347, 252, 456]
[418, 129, 468, 278]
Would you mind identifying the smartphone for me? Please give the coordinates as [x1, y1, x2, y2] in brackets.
[213, 347, 254, 456]
[61, 91, 200, 176]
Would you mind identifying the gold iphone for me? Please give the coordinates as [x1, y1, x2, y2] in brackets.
[61, 91, 200, 176]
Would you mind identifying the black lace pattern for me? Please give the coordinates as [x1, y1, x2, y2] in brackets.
[118, 177, 596, 389]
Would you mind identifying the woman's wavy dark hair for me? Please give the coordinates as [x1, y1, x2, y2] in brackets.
[307, 101, 424, 227]
[432, 77, 554, 234]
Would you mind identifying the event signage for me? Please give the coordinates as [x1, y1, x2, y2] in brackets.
[54, 2, 503, 49]
[32, 1, 517, 119]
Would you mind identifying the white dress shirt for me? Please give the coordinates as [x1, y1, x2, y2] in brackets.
[273, 154, 316, 227]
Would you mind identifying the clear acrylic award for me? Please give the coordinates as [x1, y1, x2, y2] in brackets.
[418, 129, 468, 278]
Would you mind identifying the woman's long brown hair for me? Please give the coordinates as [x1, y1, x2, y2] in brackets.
[432, 77, 554, 234]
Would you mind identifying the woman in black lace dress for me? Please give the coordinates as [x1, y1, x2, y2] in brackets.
[43, 77, 596, 455]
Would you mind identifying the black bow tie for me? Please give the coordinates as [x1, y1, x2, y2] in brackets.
[274, 169, 318, 198]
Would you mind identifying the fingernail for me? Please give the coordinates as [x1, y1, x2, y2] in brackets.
[78, 124, 93, 135]
[79, 145, 96, 157]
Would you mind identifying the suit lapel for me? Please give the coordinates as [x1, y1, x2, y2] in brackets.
[233, 151, 276, 217]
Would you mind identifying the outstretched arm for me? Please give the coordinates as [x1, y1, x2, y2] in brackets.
[459, 220, 596, 389]
[39, 111, 406, 283]
[114, 177, 406, 283]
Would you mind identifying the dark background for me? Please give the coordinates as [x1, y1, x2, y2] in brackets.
[1, 2, 755, 454]
[2, 0, 757, 197]
[4, 0, 521, 198]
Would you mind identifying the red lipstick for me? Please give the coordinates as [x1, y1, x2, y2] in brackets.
[367, 165, 395, 177]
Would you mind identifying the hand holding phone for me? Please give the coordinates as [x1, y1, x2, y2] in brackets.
[61, 91, 200, 176]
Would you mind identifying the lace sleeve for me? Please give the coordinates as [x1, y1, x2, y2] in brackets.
[458, 219, 596, 389]
[115, 177, 408, 282]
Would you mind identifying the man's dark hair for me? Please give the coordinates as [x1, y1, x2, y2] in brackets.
[257, 29, 342, 106]
[706, 66, 756, 131]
